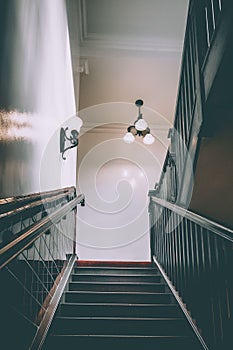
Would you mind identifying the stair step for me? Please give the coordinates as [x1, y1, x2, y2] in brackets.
[44, 334, 201, 350]
[44, 261, 201, 349]
[76, 261, 153, 267]
[65, 291, 173, 304]
[59, 303, 183, 318]
[51, 317, 193, 336]
[68, 281, 166, 292]
[73, 267, 157, 275]
[71, 274, 162, 282]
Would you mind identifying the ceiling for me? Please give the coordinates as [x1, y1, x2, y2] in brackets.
[79, 0, 187, 54]
[68, 0, 189, 124]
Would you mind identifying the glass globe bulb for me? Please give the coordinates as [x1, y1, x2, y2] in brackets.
[123, 132, 135, 143]
[143, 133, 155, 145]
[67, 116, 83, 133]
[76, 117, 83, 132]
[123, 132, 135, 144]
[135, 119, 148, 131]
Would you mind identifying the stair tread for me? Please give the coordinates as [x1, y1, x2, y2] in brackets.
[61, 302, 178, 306]
[49, 334, 190, 339]
[69, 281, 165, 286]
[46, 261, 200, 348]
[66, 291, 170, 295]
[74, 271, 156, 274]
[55, 316, 184, 321]
[75, 266, 155, 269]
[59, 302, 182, 317]
[76, 261, 152, 265]
[72, 273, 159, 277]
[45, 334, 201, 350]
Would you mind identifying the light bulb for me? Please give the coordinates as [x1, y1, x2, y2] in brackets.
[69, 116, 83, 133]
[76, 117, 83, 132]
[143, 133, 155, 145]
[135, 119, 148, 131]
[123, 132, 135, 144]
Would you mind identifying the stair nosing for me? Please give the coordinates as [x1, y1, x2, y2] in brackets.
[49, 334, 190, 339]
[69, 281, 165, 286]
[55, 316, 184, 321]
[73, 270, 158, 272]
[72, 273, 160, 277]
[65, 291, 171, 295]
[74, 267, 156, 271]
[60, 302, 178, 307]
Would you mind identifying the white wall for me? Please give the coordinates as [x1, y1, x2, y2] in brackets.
[76, 103, 170, 260]
[0, 0, 77, 197]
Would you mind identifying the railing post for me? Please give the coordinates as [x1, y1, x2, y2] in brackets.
[148, 197, 154, 262]
[73, 205, 77, 255]
[148, 190, 159, 262]
[72, 196, 85, 256]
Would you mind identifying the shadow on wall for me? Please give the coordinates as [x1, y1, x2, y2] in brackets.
[190, 110, 233, 228]
[0, 0, 77, 198]
[0, 140, 34, 198]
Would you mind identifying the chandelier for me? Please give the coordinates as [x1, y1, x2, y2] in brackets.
[123, 99, 155, 145]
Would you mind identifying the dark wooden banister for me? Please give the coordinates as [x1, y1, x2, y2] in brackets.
[153, 255, 209, 350]
[0, 192, 74, 227]
[0, 193, 85, 269]
[149, 190, 233, 349]
[30, 254, 77, 350]
[0, 187, 75, 213]
[149, 191, 233, 241]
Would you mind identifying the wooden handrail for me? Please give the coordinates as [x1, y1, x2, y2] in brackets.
[0, 194, 85, 269]
[29, 254, 77, 350]
[153, 255, 209, 350]
[149, 191, 233, 242]
[0, 187, 75, 214]
[0, 191, 74, 225]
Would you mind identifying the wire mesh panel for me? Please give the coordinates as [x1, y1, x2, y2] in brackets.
[0, 187, 83, 349]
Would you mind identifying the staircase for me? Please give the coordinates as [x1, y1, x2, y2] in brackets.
[44, 261, 202, 349]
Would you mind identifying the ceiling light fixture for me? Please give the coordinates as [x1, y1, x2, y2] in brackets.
[123, 99, 155, 145]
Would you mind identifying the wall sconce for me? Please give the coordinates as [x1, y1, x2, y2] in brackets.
[123, 99, 155, 145]
[60, 116, 83, 160]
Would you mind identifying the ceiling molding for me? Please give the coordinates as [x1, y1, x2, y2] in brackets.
[80, 35, 182, 53]
[79, 0, 88, 42]
[80, 122, 170, 135]
[78, 0, 183, 54]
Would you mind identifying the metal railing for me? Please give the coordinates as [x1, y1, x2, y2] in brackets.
[149, 193, 233, 349]
[0, 187, 85, 349]
[154, 0, 233, 203]
[154, 0, 199, 202]
[197, 0, 224, 68]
